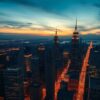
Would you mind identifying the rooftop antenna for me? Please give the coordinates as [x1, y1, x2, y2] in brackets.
[55, 28, 58, 36]
[75, 18, 77, 31]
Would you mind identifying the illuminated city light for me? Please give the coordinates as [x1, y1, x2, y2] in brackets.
[76, 42, 93, 100]
[42, 88, 46, 100]
[55, 60, 71, 100]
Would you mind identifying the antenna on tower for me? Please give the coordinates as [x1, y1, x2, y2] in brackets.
[55, 28, 58, 36]
[75, 18, 77, 31]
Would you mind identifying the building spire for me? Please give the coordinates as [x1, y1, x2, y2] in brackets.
[54, 28, 59, 45]
[55, 28, 58, 36]
[75, 18, 77, 31]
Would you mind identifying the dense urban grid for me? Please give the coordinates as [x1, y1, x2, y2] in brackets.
[0, 21, 100, 100]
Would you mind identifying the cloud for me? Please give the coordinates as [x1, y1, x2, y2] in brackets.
[0, 0, 100, 35]
[80, 0, 89, 5]
[95, 31, 100, 34]
[80, 26, 100, 32]
[68, 24, 100, 32]
[0, 20, 32, 28]
[97, 11, 100, 21]
[0, 0, 72, 19]
[0, 0, 32, 6]
[0, 12, 9, 16]
[92, 2, 100, 21]
[93, 3, 100, 8]
[0, 20, 58, 32]
[30, 24, 59, 32]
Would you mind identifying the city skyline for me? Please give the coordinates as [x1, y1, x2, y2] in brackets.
[0, 6, 100, 99]
[0, 0, 100, 36]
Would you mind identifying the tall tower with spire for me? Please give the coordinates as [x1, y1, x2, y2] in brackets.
[72, 18, 79, 40]
[58, 19, 85, 100]
[54, 29, 59, 45]
[70, 19, 82, 71]
[75, 18, 77, 31]
[66, 19, 83, 95]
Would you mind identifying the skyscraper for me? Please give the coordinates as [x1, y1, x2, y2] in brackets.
[3, 48, 25, 100]
[0, 52, 7, 99]
[45, 47, 55, 100]
[24, 45, 32, 79]
[53, 29, 63, 80]
[70, 19, 82, 71]
[4, 67, 24, 100]
[54, 29, 59, 46]
[38, 43, 46, 83]
[65, 19, 83, 99]
[68, 19, 83, 74]
[69, 19, 81, 84]
[30, 54, 42, 100]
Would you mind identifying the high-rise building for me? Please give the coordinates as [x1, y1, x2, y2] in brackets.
[0, 52, 7, 99]
[30, 55, 42, 100]
[65, 19, 84, 99]
[37, 43, 46, 83]
[4, 68, 24, 100]
[84, 67, 100, 100]
[23, 45, 33, 98]
[45, 47, 55, 100]
[68, 19, 83, 77]
[53, 29, 64, 80]
[70, 19, 82, 71]
[54, 29, 59, 46]
[84, 45, 100, 100]
[24, 46, 32, 79]
[3, 48, 25, 100]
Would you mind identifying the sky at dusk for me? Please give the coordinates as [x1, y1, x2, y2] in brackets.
[0, 0, 100, 36]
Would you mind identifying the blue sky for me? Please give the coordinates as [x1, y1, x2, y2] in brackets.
[0, 0, 100, 35]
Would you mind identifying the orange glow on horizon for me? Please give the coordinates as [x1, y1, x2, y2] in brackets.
[0, 27, 72, 36]
[0, 27, 54, 36]
[81, 29, 100, 35]
[0, 27, 99, 36]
